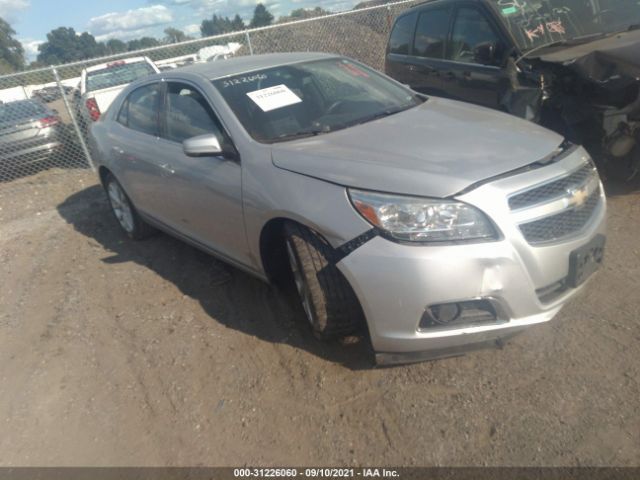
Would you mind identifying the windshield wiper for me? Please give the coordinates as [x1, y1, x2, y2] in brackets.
[351, 104, 415, 127]
[271, 127, 328, 143]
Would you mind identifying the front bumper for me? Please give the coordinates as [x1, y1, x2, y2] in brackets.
[337, 147, 607, 362]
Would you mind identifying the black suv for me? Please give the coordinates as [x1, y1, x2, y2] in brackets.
[385, 0, 640, 180]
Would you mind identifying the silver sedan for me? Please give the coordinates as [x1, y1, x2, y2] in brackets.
[89, 52, 606, 365]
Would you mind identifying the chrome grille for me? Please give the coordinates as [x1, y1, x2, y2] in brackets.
[519, 188, 601, 244]
[509, 163, 595, 210]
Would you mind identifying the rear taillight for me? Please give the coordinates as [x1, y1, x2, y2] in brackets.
[38, 116, 59, 128]
[85, 98, 101, 121]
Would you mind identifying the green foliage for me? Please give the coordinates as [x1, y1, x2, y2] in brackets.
[201, 14, 246, 37]
[0, 17, 25, 73]
[250, 3, 274, 28]
[126, 37, 160, 51]
[278, 7, 330, 23]
[105, 39, 127, 55]
[164, 28, 190, 44]
[37, 27, 107, 65]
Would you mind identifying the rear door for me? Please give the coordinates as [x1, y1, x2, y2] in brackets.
[385, 12, 418, 86]
[108, 81, 170, 221]
[439, 3, 511, 109]
[155, 81, 249, 265]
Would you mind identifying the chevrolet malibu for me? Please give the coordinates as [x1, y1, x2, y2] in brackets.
[89, 52, 606, 365]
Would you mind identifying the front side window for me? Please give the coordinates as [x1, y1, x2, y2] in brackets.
[119, 83, 161, 137]
[213, 58, 422, 144]
[163, 83, 224, 144]
[449, 7, 502, 64]
[389, 13, 418, 55]
[413, 8, 451, 59]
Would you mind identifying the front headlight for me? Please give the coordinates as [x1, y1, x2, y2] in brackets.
[348, 189, 497, 243]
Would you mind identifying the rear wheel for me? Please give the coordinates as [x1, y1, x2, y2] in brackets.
[104, 173, 156, 240]
[284, 222, 363, 339]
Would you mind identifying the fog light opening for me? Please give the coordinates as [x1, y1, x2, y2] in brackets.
[420, 299, 502, 330]
[426, 303, 461, 325]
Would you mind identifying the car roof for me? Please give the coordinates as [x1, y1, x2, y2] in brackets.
[172, 52, 340, 80]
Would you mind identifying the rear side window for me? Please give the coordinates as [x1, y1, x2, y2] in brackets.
[413, 8, 451, 59]
[118, 83, 161, 137]
[388, 13, 417, 55]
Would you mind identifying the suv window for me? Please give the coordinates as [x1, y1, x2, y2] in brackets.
[163, 82, 225, 144]
[449, 7, 501, 64]
[388, 13, 417, 55]
[118, 83, 161, 136]
[413, 8, 451, 59]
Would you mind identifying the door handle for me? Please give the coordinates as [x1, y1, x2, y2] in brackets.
[112, 146, 124, 156]
[444, 71, 456, 80]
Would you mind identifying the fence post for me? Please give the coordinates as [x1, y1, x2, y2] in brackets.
[245, 31, 254, 56]
[51, 66, 96, 172]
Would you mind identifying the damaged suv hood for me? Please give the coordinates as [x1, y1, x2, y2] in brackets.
[271, 97, 563, 198]
[537, 29, 640, 87]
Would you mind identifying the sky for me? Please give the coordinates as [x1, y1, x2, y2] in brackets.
[0, 0, 362, 59]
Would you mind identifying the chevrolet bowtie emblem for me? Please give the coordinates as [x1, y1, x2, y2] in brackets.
[567, 186, 589, 208]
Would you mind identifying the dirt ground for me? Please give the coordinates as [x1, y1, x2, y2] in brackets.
[0, 167, 638, 467]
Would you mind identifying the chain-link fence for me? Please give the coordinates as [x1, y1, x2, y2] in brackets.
[0, 0, 419, 197]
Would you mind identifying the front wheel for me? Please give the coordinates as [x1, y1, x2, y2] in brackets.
[284, 222, 363, 340]
[104, 173, 156, 240]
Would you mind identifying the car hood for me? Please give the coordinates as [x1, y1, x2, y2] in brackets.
[271, 97, 563, 198]
[537, 29, 640, 87]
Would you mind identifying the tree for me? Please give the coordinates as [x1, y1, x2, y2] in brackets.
[0, 17, 25, 73]
[38, 27, 82, 65]
[164, 27, 189, 44]
[250, 4, 274, 28]
[231, 14, 246, 31]
[126, 37, 160, 52]
[278, 7, 330, 23]
[105, 39, 127, 55]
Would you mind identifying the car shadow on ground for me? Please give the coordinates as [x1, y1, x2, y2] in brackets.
[603, 177, 640, 197]
[57, 185, 375, 370]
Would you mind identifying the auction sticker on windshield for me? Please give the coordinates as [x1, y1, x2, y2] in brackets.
[247, 84, 302, 112]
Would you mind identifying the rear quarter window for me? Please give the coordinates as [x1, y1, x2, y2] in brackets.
[388, 13, 417, 55]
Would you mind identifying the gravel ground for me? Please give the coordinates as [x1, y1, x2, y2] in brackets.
[0, 167, 638, 467]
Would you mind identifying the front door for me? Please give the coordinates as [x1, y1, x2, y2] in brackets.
[440, 4, 510, 109]
[155, 81, 249, 266]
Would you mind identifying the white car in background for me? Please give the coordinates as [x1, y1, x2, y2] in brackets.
[75, 56, 160, 130]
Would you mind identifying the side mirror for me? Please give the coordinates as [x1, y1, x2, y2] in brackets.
[183, 134, 224, 157]
[473, 42, 499, 66]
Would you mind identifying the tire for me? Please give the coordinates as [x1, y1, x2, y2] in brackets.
[284, 222, 363, 339]
[104, 173, 156, 240]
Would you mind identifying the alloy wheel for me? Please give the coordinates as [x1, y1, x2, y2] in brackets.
[107, 181, 135, 234]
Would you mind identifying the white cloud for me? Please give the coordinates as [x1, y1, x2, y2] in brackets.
[88, 5, 174, 37]
[154, 0, 356, 20]
[183, 23, 201, 35]
[19, 38, 42, 60]
[0, 0, 29, 20]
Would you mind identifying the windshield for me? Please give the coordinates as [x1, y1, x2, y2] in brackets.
[86, 61, 156, 92]
[492, 0, 640, 51]
[212, 58, 422, 143]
